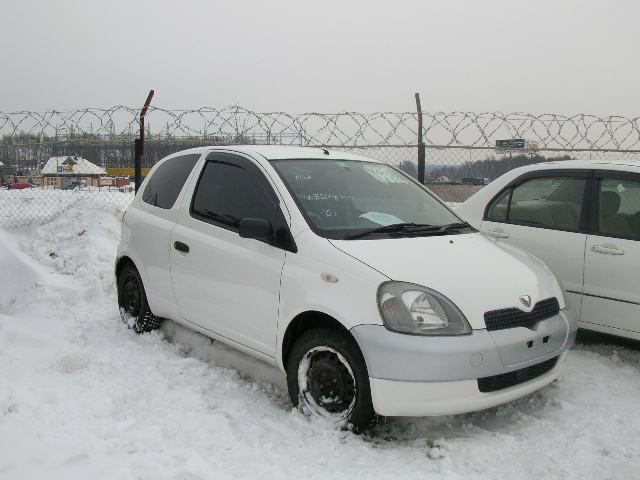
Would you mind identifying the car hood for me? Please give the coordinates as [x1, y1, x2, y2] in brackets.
[329, 232, 564, 329]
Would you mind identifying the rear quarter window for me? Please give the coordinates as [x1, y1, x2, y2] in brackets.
[142, 154, 200, 209]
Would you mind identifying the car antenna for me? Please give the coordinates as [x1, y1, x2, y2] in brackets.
[321, 148, 330, 155]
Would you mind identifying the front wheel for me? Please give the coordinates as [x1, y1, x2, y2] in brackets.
[286, 328, 377, 432]
[117, 263, 160, 334]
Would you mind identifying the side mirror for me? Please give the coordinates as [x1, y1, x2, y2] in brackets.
[239, 217, 273, 242]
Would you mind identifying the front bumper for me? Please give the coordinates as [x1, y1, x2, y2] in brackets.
[351, 310, 577, 416]
[369, 352, 567, 416]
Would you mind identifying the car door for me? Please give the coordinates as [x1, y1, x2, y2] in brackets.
[170, 152, 293, 358]
[480, 170, 590, 314]
[127, 153, 201, 319]
[581, 171, 640, 336]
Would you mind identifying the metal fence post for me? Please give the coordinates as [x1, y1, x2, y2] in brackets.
[134, 90, 155, 193]
[415, 93, 426, 184]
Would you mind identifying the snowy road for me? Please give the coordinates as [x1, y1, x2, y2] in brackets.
[1, 197, 639, 479]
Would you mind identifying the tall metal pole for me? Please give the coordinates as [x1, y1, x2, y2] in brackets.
[134, 90, 155, 193]
[415, 93, 426, 184]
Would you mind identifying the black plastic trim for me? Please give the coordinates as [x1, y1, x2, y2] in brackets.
[173, 241, 190, 253]
[477, 356, 558, 393]
[484, 297, 560, 331]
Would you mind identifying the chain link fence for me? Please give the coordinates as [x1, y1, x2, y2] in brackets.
[2, 107, 639, 227]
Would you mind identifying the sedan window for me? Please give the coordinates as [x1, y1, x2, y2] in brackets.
[487, 176, 587, 231]
[598, 178, 640, 240]
[486, 189, 510, 222]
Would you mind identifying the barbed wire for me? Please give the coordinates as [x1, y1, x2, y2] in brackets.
[2, 106, 639, 150]
[2, 106, 640, 229]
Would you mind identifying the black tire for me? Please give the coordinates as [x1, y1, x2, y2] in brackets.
[117, 263, 161, 334]
[286, 327, 378, 432]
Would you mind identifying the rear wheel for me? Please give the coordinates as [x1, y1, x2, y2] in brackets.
[286, 328, 377, 431]
[117, 263, 160, 334]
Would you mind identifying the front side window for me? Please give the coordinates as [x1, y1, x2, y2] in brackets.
[487, 176, 586, 231]
[191, 161, 285, 232]
[142, 154, 200, 209]
[597, 177, 640, 240]
[271, 159, 463, 239]
[486, 189, 510, 222]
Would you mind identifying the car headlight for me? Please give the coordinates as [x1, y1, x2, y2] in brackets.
[377, 281, 471, 335]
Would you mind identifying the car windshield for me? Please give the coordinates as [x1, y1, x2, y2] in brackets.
[271, 159, 465, 239]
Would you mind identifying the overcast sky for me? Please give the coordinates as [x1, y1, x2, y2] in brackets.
[1, 0, 638, 115]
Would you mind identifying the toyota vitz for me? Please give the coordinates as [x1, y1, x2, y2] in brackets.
[116, 146, 577, 430]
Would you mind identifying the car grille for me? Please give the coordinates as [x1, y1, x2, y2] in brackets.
[477, 356, 559, 393]
[484, 297, 560, 331]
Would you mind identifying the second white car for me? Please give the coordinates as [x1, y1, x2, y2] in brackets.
[458, 159, 640, 341]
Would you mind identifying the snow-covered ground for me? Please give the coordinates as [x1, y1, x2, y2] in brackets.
[1, 194, 640, 480]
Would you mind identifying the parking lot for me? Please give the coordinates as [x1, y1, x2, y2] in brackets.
[0, 194, 637, 479]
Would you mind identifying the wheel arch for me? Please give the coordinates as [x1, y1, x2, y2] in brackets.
[115, 255, 136, 278]
[280, 310, 363, 370]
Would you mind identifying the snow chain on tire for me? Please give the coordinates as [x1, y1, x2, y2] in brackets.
[133, 307, 161, 334]
[117, 263, 161, 334]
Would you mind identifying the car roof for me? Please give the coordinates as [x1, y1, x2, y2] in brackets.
[527, 158, 640, 170]
[165, 145, 381, 163]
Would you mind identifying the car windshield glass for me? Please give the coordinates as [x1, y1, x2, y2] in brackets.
[271, 159, 463, 239]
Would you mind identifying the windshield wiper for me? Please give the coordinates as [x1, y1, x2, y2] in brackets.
[400, 221, 474, 235]
[344, 221, 473, 240]
[438, 221, 474, 232]
[344, 223, 435, 240]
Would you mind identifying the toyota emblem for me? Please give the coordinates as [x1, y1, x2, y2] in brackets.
[519, 295, 532, 308]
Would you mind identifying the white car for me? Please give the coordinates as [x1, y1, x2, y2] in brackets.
[458, 159, 640, 341]
[116, 146, 576, 430]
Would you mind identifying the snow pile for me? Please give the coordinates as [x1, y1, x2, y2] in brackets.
[0, 188, 133, 228]
[0, 235, 41, 310]
[0, 198, 639, 479]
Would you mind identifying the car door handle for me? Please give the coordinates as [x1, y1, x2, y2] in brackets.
[174, 241, 190, 253]
[486, 229, 510, 239]
[591, 244, 624, 255]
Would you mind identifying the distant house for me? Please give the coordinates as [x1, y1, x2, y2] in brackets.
[41, 156, 107, 189]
